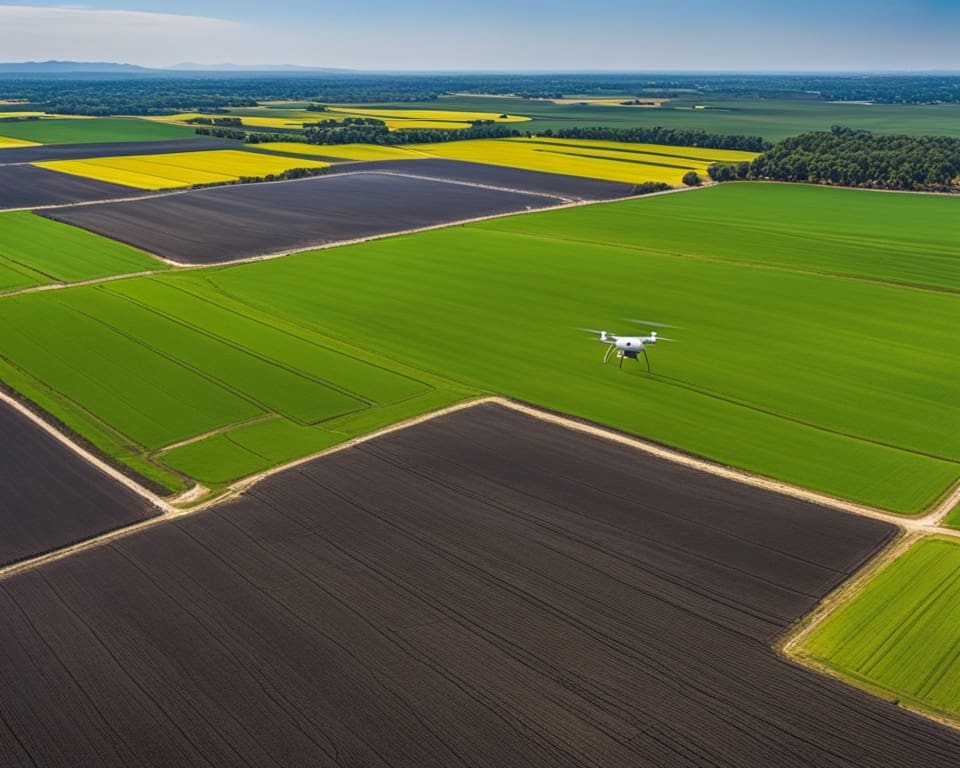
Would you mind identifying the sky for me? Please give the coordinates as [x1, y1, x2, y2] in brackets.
[1, 1, 958, 70]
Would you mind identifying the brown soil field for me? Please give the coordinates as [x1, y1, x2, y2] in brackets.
[1, 404, 958, 766]
[0, 400, 157, 567]
[41, 171, 565, 264]
[0, 137, 239, 165]
[323, 157, 637, 200]
[0, 165, 144, 210]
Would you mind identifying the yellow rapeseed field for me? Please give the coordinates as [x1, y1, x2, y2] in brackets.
[145, 113, 304, 130]
[0, 136, 41, 149]
[327, 107, 531, 125]
[147, 107, 530, 133]
[407, 137, 759, 185]
[255, 143, 427, 162]
[35, 150, 328, 190]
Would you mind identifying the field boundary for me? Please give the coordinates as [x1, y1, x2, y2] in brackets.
[4, 392, 957, 569]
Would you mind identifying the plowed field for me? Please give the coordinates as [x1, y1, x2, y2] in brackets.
[0, 399, 156, 566]
[1, 405, 957, 766]
[42, 169, 570, 264]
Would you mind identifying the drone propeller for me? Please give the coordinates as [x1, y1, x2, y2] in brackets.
[578, 327, 618, 342]
[655, 336, 679, 342]
[623, 318, 680, 329]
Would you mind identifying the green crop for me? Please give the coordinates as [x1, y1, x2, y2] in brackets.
[0, 117, 193, 144]
[0, 183, 956, 506]
[0, 212, 164, 292]
[801, 538, 960, 719]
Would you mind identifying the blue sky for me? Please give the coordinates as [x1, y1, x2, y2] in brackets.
[1, 1, 958, 70]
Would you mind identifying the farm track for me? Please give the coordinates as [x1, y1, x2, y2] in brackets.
[4, 403, 960, 766]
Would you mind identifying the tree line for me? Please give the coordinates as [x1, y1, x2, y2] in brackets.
[708, 126, 960, 192]
[553, 126, 771, 152]
[197, 120, 521, 146]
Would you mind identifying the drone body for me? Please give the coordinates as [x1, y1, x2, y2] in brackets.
[582, 321, 678, 372]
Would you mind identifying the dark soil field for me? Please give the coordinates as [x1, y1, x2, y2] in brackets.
[1, 403, 957, 767]
[0, 401, 157, 567]
[0, 137, 239, 165]
[41, 172, 564, 264]
[324, 158, 637, 201]
[0, 165, 145, 210]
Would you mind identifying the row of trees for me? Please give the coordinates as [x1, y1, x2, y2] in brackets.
[196, 120, 521, 147]
[709, 126, 960, 192]
[302, 120, 520, 146]
[185, 116, 243, 127]
[554, 126, 771, 152]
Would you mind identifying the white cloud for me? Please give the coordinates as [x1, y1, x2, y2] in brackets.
[0, 5, 250, 66]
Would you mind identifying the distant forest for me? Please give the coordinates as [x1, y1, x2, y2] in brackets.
[1, 73, 960, 115]
[710, 127, 960, 192]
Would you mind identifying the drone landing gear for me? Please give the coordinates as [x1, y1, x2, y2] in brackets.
[606, 345, 651, 373]
[616, 348, 651, 372]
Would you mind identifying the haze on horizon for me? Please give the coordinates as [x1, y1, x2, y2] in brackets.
[1, 1, 958, 72]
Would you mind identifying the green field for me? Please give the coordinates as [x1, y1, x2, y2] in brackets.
[800, 537, 960, 719]
[0, 277, 470, 491]
[0, 183, 955, 506]
[346, 95, 960, 141]
[0, 117, 194, 144]
[483, 183, 960, 292]
[0, 212, 165, 292]
[943, 504, 960, 530]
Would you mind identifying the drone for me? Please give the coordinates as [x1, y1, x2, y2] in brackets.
[580, 319, 678, 372]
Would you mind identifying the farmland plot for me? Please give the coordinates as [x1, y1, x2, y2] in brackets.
[3, 405, 960, 767]
[0, 165, 144, 209]
[800, 537, 960, 721]
[42, 171, 567, 264]
[35, 149, 328, 190]
[0, 400, 156, 567]
[0, 212, 164, 292]
[0, 135, 39, 149]
[0, 116, 193, 144]
[408, 136, 758, 184]
[0, 278, 464, 491]
[0, 137, 239, 165]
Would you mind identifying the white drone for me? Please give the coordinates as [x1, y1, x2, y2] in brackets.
[581, 319, 679, 371]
